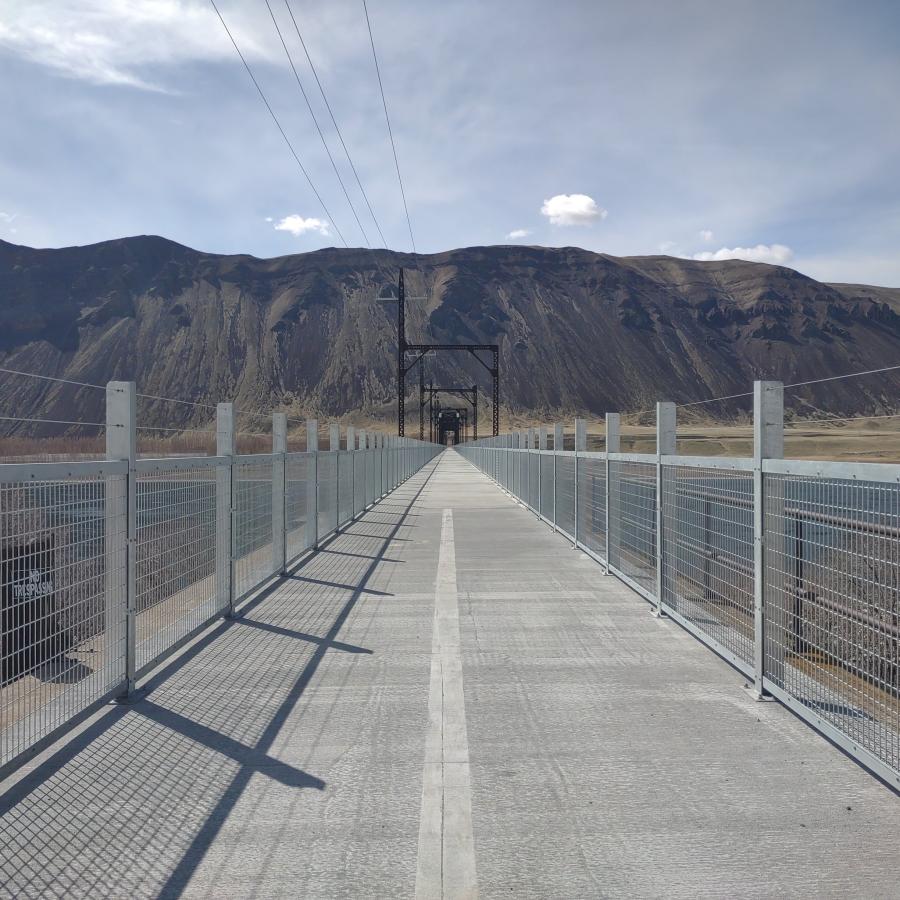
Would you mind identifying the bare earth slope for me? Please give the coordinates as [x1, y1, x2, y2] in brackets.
[0, 236, 898, 429]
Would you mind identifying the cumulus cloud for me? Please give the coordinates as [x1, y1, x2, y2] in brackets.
[699, 229, 714, 242]
[506, 228, 530, 239]
[692, 244, 794, 265]
[540, 194, 607, 227]
[273, 214, 330, 237]
[0, 1, 264, 90]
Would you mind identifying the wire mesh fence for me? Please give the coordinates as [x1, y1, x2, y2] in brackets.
[0, 438, 440, 772]
[135, 460, 218, 670]
[0, 462, 127, 768]
[458, 440, 900, 786]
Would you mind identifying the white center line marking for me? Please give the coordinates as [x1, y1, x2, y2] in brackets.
[416, 509, 477, 900]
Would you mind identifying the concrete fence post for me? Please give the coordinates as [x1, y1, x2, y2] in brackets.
[106, 381, 136, 697]
[655, 402, 676, 616]
[273, 413, 287, 576]
[215, 402, 235, 618]
[605, 413, 620, 574]
[306, 419, 319, 551]
[753, 380, 784, 698]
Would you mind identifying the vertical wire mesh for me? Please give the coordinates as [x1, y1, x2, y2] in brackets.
[661, 465, 754, 664]
[232, 456, 274, 598]
[608, 460, 656, 597]
[764, 472, 899, 773]
[576, 457, 606, 557]
[540, 454, 553, 519]
[338, 452, 353, 525]
[134, 465, 217, 669]
[1, 470, 126, 766]
[316, 451, 338, 539]
[285, 452, 309, 562]
[556, 456, 576, 538]
[528, 453, 540, 510]
[354, 452, 365, 513]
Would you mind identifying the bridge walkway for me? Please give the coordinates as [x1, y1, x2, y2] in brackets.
[0, 451, 897, 898]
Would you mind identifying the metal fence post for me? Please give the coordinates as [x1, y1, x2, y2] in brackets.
[654, 402, 676, 616]
[753, 380, 784, 698]
[306, 419, 319, 551]
[574, 418, 586, 547]
[605, 413, 620, 574]
[273, 413, 287, 575]
[216, 402, 235, 618]
[106, 381, 136, 697]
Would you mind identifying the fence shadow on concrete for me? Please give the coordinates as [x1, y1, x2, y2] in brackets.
[0, 461, 438, 898]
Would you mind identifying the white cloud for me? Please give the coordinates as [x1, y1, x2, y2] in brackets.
[699, 229, 714, 242]
[0, 1, 266, 91]
[273, 215, 330, 237]
[540, 194, 607, 227]
[506, 228, 530, 240]
[658, 240, 678, 253]
[692, 244, 794, 265]
[264, 216, 273, 223]
[0, 212, 16, 223]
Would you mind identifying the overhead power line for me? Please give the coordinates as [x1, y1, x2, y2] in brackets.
[263, 0, 369, 246]
[282, 0, 389, 248]
[362, 0, 417, 256]
[208, 0, 348, 246]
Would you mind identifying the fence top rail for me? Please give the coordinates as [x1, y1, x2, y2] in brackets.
[0, 458, 128, 482]
[763, 458, 900, 484]
[233, 452, 276, 464]
[136, 455, 227, 474]
[662, 454, 754, 472]
[607, 451, 657, 465]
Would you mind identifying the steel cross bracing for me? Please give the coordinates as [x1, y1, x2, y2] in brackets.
[384, 268, 499, 437]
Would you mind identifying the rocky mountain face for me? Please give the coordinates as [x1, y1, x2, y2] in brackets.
[0, 235, 898, 432]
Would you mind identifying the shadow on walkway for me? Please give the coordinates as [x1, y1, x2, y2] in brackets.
[0, 461, 439, 899]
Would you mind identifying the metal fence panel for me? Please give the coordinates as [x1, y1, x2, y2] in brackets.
[540, 454, 554, 520]
[576, 456, 606, 558]
[135, 464, 218, 670]
[1, 470, 126, 767]
[608, 460, 656, 598]
[317, 451, 338, 539]
[556, 456, 576, 538]
[233, 456, 275, 598]
[285, 453, 309, 562]
[763, 471, 899, 776]
[661, 464, 754, 666]
[338, 452, 353, 526]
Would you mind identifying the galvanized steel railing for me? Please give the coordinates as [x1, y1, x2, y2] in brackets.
[458, 383, 900, 789]
[0, 381, 440, 774]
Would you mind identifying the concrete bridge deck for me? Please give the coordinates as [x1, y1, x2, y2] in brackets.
[1, 451, 897, 899]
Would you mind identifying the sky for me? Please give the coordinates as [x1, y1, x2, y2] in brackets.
[1, 0, 899, 285]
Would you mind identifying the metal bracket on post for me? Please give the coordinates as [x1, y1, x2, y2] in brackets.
[605, 413, 620, 575]
[273, 413, 287, 576]
[752, 381, 784, 700]
[654, 402, 676, 617]
[216, 403, 235, 618]
[306, 419, 319, 551]
[573, 419, 585, 548]
[107, 381, 136, 700]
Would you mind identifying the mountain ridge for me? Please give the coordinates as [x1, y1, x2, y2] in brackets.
[0, 235, 898, 433]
